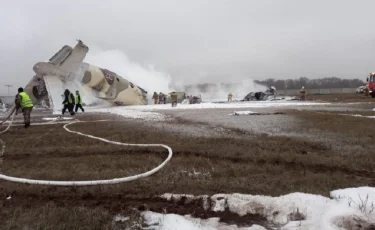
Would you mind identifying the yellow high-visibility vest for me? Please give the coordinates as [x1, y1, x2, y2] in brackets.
[19, 92, 34, 109]
[65, 93, 74, 104]
[75, 95, 82, 104]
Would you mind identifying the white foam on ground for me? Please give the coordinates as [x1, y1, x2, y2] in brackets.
[87, 101, 328, 121]
[342, 114, 375, 119]
[42, 117, 73, 121]
[141, 187, 375, 230]
[116, 101, 328, 111]
[142, 211, 266, 230]
[94, 107, 166, 121]
[229, 111, 259, 116]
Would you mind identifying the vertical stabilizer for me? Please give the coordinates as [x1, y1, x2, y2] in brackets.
[43, 75, 65, 114]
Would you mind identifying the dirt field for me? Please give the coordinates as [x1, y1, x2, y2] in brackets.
[1, 103, 375, 229]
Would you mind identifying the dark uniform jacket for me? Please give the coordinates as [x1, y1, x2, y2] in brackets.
[62, 91, 75, 105]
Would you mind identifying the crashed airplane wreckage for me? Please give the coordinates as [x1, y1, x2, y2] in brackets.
[21, 40, 148, 110]
[242, 86, 277, 101]
[241, 86, 299, 102]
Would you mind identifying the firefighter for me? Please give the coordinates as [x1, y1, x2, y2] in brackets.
[62, 89, 75, 116]
[163, 94, 167, 104]
[152, 92, 158, 104]
[228, 93, 233, 102]
[15, 87, 34, 128]
[300, 86, 306, 101]
[158, 92, 164, 104]
[171, 92, 178, 107]
[75, 90, 84, 113]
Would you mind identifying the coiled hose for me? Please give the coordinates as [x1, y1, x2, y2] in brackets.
[0, 108, 173, 186]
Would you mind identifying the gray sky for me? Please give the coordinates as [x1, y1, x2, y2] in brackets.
[1, 0, 375, 94]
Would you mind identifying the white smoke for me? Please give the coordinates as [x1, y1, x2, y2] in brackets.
[174, 78, 268, 102]
[83, 46, 173, 103]
[81, 45, 267, 104]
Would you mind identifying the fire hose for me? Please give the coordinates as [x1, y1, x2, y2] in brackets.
[0, 109, 173, 186]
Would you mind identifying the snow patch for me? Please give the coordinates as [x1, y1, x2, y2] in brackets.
[42, 117, 73, 121]
[153, 187, 375, 230]
[229, 111, 259, 116]
[113, 215, 130, 222]
[342, 114, 375, 119]
[142, 211, 267, 230]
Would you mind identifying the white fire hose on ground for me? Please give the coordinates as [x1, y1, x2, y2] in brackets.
[0, 109, 173, 186]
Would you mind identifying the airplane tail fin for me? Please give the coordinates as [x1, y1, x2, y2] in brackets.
[49, 45, 73, 66]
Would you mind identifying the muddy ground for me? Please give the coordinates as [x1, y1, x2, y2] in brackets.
[1, 99, 375, 229]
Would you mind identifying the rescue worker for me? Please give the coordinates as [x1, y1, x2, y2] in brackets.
[300, 86, 306, 101]
[15, 87, 34, 128]
[75, 90, 84, 113]
[152, 92, 158, 104]
[270, 86, 276, 95]
[171, 92, 178, 107]
[163, 94, 167, 104]
[228, 93, 233, 102]
[158, 92, 164, 104]
[62, 89, 75, 116]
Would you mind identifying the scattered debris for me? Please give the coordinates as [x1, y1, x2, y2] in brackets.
[187, 94, 202, 104]
[242, 86, 277, 101]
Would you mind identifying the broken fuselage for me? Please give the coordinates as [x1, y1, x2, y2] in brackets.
[27, 40, 148, 108]
[33, 61, 148, 106]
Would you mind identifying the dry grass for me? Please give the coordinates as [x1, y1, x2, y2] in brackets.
[0, 111, 374, 229]
[1, 202, 143, 230]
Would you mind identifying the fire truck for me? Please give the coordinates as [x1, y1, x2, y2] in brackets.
[366, 73, 375, 98]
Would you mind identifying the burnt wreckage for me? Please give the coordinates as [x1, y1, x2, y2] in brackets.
[242, 86, 276, 101]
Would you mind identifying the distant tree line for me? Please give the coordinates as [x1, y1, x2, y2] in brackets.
[254, 77, 365, 89]
[180, 77, 365, 93]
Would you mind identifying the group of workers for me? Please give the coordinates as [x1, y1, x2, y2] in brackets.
[62, 89, 84, 116]
[14, 87, 85, 128]
[152, 91, 178, 107]
[153, 92, 167, 104]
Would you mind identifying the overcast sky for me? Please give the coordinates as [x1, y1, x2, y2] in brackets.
[1, 0, 375, 94]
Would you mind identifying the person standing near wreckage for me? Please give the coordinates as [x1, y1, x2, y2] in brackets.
[228, 93, 233, 102]
[300, 86, 306, 101]
[75, 90, 84, 113]
[171, 92, 178, 107]
[152, 92, 158, 104]
[62, 89, 75, 116]
[15, 87, 34, 128]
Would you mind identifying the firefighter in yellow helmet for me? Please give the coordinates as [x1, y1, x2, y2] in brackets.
[15, 87, 34, 128]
